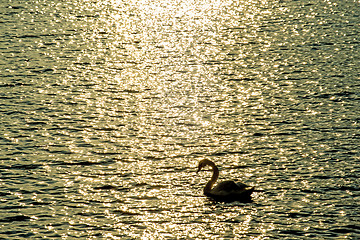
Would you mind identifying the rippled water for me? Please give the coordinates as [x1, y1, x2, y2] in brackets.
[1, 0, 359, 239]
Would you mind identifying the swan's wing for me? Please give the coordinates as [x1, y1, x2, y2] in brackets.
[234, 181, 249, 189]
[208, 181, 254, 202]
[212, 180, 246, 192]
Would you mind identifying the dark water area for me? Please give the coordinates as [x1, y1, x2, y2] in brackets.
[0, 0, 359, 239]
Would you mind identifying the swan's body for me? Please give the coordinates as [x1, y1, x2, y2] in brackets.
[197, 159, 254, 202]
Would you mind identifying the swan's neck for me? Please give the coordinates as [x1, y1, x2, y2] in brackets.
[204, 165, 219, 194]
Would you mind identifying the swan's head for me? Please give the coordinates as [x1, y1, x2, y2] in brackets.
[196, 159, 215, 173]
[197, 160, 207, 173]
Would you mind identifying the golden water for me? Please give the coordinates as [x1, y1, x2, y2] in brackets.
[0, 0, 359, 238]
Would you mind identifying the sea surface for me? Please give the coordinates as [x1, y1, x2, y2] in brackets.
[0, 0, 359, 239]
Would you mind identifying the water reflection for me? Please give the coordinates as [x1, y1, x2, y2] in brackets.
[1, 0, 359, 239]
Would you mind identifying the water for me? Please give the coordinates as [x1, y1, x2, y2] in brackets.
[0, 0, 359, 238]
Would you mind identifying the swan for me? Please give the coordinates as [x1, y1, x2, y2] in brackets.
[196, 159, 254, 202]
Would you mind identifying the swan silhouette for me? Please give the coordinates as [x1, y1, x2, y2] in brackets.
[196, 159, 254, 202]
